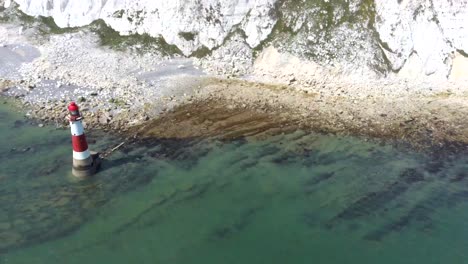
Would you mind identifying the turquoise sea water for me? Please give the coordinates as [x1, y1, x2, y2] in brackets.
[1, 99, 468, 264]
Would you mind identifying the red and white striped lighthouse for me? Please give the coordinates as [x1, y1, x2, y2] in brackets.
[68, 102, 100, 178]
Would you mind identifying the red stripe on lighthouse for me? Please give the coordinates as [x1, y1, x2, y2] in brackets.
[72, 134, 89, 152]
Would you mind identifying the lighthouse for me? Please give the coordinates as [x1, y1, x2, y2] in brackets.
[68, 102, 101, 178]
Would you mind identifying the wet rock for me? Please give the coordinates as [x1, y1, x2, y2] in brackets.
[212, 227, 232, 239]
[55, 197, 71, 207]
[38, 163, 60, 176]
[13, 219, 26, 227]
[399, 168, 424, 184]
[22, 147, 31, 152]
[87, 139, 97, 144]
[82, 200, 96, 210]
[13, 120, 25, 128]
[305, 172, 335, 186]
[425, 159, 445, 173]
[0, 86, 10, 92]
[446, 191, 468, 208]
[364, 204, 434, 241]
[21, 203, 40, 213]
[0, 222, 11, 230]
[328, 182, 408, 226]
[302, 212, 319, 227]
[450, 172, 467, 183]
[0, 231, 23, 250]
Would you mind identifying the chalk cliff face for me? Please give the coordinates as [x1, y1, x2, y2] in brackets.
[375, 0, 468, 79]
[6, 0, 278, 56]
[4, 0, 468, 80]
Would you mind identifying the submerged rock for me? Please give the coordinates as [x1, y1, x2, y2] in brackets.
[0, 231, 22, 250]
[0, 222, 11, 230]
[55, 197, 70, 207]
[399, 168, 425, 184]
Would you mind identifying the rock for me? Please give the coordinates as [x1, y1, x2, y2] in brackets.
[0, 222, 11, 230]
[289, 77, 296, 85]
[0, 85, 10, 92]
[13, 219, 26, 227]
[0, 231, 22, 249]
[56, 197, 70, 207]
[34, 212, 49, 221]
[22, 147, 31, 152]
[82, 200, 96, 209]
[98, 115, 109, 125]
[38, 123, 44, 127]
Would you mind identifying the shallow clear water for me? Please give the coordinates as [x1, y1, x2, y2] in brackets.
[1, 100, 468, 263]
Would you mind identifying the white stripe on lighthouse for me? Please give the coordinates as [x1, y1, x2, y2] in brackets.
[73, 149, 91, 160]
[70, 121, 84, 136]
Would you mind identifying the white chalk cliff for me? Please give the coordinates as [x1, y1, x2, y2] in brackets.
[375, 0, 468, 79]
[3, 0, 468, 80]
[5, 0, 277, 56]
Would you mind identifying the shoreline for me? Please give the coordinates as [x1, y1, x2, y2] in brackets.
[127, 78, 468, 152]
[3, 60, 468, 154]
[1, 24, 468, 153]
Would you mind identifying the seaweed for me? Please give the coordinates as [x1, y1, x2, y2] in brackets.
[305, 172, 336, 186]
[364, 204, 433, 241]
[399, 168, 425, 184]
